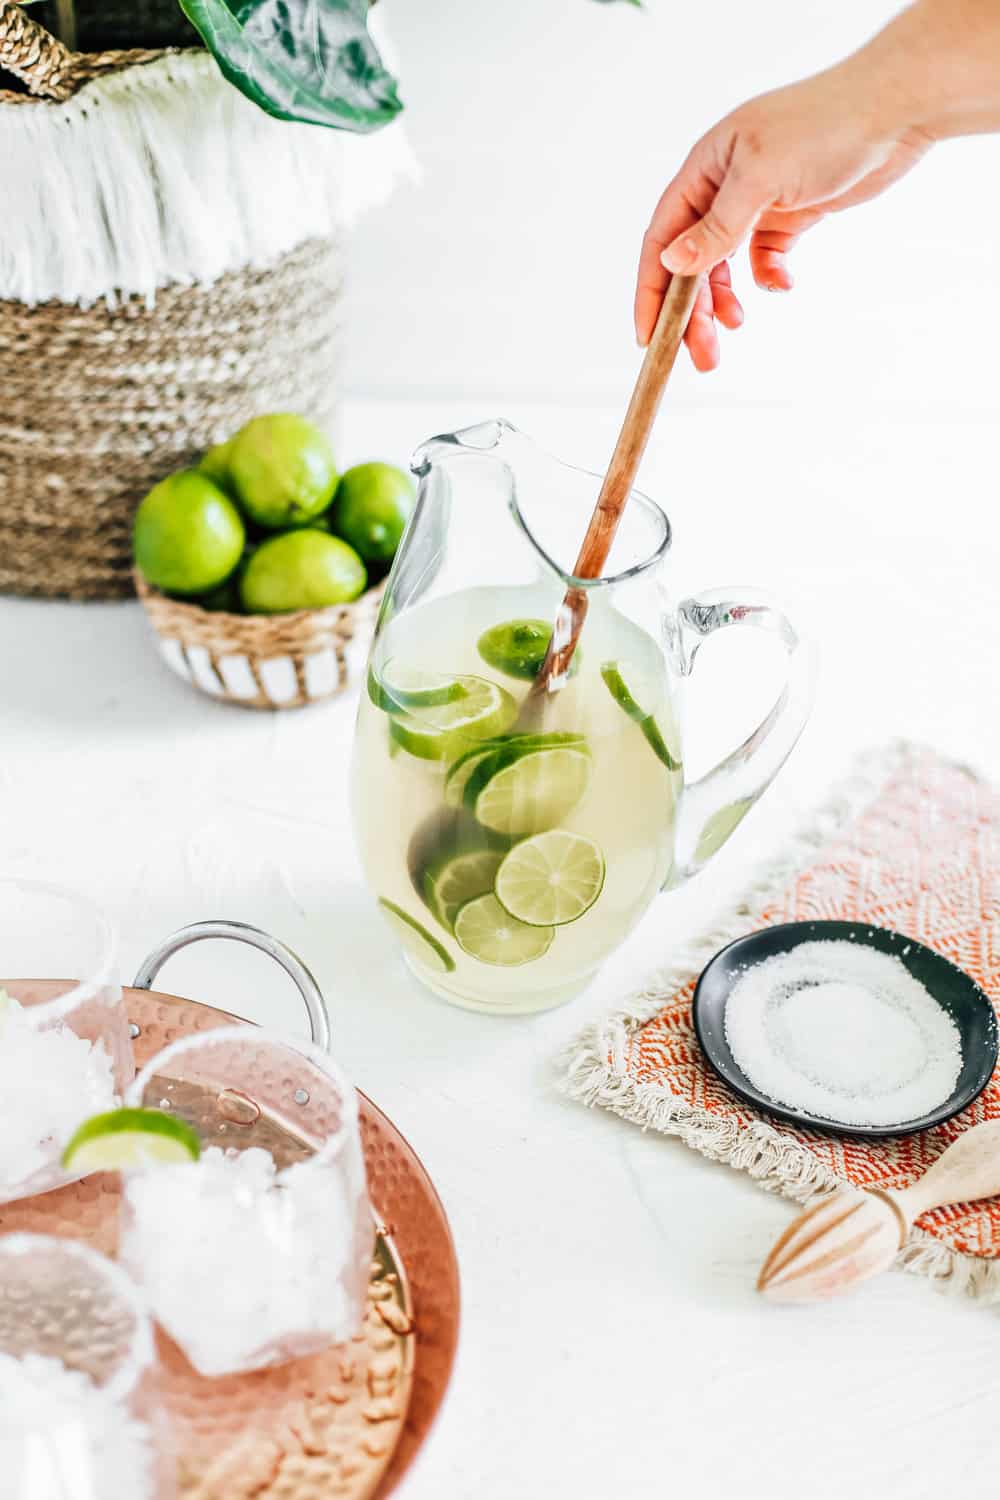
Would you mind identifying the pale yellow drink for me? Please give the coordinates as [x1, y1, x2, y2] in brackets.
[351, 584, 682, 1013]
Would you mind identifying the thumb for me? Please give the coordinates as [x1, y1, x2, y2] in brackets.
[661, 169, 769, 275]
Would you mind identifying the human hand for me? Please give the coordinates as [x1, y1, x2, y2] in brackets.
[635, 66, 933, 370]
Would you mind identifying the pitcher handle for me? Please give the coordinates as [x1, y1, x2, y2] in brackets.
[132, 920, 331, 1052]
[669, 586, 817, 883]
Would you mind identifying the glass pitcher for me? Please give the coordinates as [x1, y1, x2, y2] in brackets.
[350, 420, 814, 1015]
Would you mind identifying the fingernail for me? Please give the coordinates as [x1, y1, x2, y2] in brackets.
[661, 238, 697, 274]
[767, 281, 792, 293]
[636, 332, 648, 349]
[732, 306, 744, 326]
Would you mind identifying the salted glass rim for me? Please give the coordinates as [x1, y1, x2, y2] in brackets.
[411, 417, 673, 590]
[0, 1233, 154, 1406]
[125, 1024, 359, 1167]
[0, 876, 118, 1026]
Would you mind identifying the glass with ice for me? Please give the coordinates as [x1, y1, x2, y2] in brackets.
[351, 421, 815, 1014]
[0, 1233, 173, 1500]
[0, 879, 132, 1202]
[119, 1027, 373, 1378]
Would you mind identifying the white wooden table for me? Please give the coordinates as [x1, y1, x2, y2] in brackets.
[3, 396, 998, 1499]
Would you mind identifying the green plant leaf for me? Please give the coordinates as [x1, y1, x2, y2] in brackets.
[179, 0, 403, 132]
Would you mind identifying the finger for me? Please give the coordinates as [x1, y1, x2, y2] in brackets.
[748, 207, 824, 290]
[634, 150, 716, 345]
[683, 277, 720, 372]
[661, 162, 771, 277]
[708, 260, 743, 329]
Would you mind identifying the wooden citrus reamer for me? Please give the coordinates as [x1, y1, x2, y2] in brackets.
[527, 272, 701, 702]
[758, 1118, 1000, 1303]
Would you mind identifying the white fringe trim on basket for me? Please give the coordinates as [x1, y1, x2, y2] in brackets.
[556, 740, 1000, 1305]
[0, 46, 416, 307]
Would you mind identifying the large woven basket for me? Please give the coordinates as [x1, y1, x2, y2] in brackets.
[0, 2, 345, 601]
[135, 571, 384, 710]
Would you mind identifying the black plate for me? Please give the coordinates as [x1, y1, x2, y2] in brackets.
[692, 920, 999, 1138]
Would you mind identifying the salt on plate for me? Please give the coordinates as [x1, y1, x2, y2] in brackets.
[723, 940, 963, 1127]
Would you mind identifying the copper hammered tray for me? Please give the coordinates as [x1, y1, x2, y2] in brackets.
[0, 980, 460, 1500]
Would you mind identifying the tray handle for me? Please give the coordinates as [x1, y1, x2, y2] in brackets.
[132, 920, 331, 1052]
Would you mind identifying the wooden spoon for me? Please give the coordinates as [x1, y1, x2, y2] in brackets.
[758, 1118, 1000, 1303]
[526, 272, 701, 704]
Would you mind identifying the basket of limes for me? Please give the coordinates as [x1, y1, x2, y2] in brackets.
[133, 413, 412, 709]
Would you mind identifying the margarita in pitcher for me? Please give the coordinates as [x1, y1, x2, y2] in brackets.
[352, 582, 682, 1013]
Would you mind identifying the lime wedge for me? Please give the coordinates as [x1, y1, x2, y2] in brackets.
[466, 742, 592, 836]
[378, 898, 456, 973]
[477, 619, 581, 681]
[600, 661, 680, 771]
[422, 846, 505, 931]
[444, 731, 585, 809]
[453, 894, 554, 966]
[495, 830, 605, 927]
[367, 664, 467, 714]
[389, 677, 517, 760]
[62, 1108, 201, 1171]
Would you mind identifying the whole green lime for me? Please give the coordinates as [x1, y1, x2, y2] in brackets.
[134, 471, 245, 596]
[198, 437, 236, 492]
[228, 414, 338, 529]
[330, 462, 415, 563]
[240, 529, 367, 614]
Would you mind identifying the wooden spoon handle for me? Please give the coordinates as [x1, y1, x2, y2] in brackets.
[527, 273, 700, 703]
[891, 1120, 1000, 1222]
[571, 273, 700, 579]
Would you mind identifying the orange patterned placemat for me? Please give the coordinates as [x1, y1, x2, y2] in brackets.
[559, 743, 1000, 1302]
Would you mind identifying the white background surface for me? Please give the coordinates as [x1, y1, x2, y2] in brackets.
[351, 0, 1000, 411]
[3, 393, 1000, 1499]
[9, 0, 1000, 1493]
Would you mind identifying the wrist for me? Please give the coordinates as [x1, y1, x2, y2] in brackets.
[840, 0, 1000, 143]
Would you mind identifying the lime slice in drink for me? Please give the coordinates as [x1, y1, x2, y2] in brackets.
[694, 797, 755, 864]
[444, 731, 585, 809]
[465, 741, 592, 836]
[495, 830, 605, 927]
[389, 677, 517, 760]
[422, 846, 505, 931]
[367, 664, 467, 714]
[453, 894, 554, 966]
[477, 618, 581, 681]
[600, 661, 680, 771]
[62, 1108, 201, 1171]
[378, 898, 456, 973]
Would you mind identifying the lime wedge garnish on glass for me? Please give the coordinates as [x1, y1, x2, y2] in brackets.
[453, 894, 554, 966]
[444, 731, 585, 809]
[62, 1108, 201, 1171]
[367, 664, 467, 714]
[378, 898, 456, 973]
[600, 661, 680, 771]
[477, 619, 582, 681]
[465, 741, 592, 836]
[495, 830, 605, 927]
[389, 677, 517, 760]
[422, 846, 505, 931]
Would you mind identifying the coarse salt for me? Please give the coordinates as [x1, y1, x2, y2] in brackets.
[723, 940, 963, 1127]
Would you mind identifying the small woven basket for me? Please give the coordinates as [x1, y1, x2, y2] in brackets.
[0, 2, 345, 601]
[135, 572, 384, 710]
